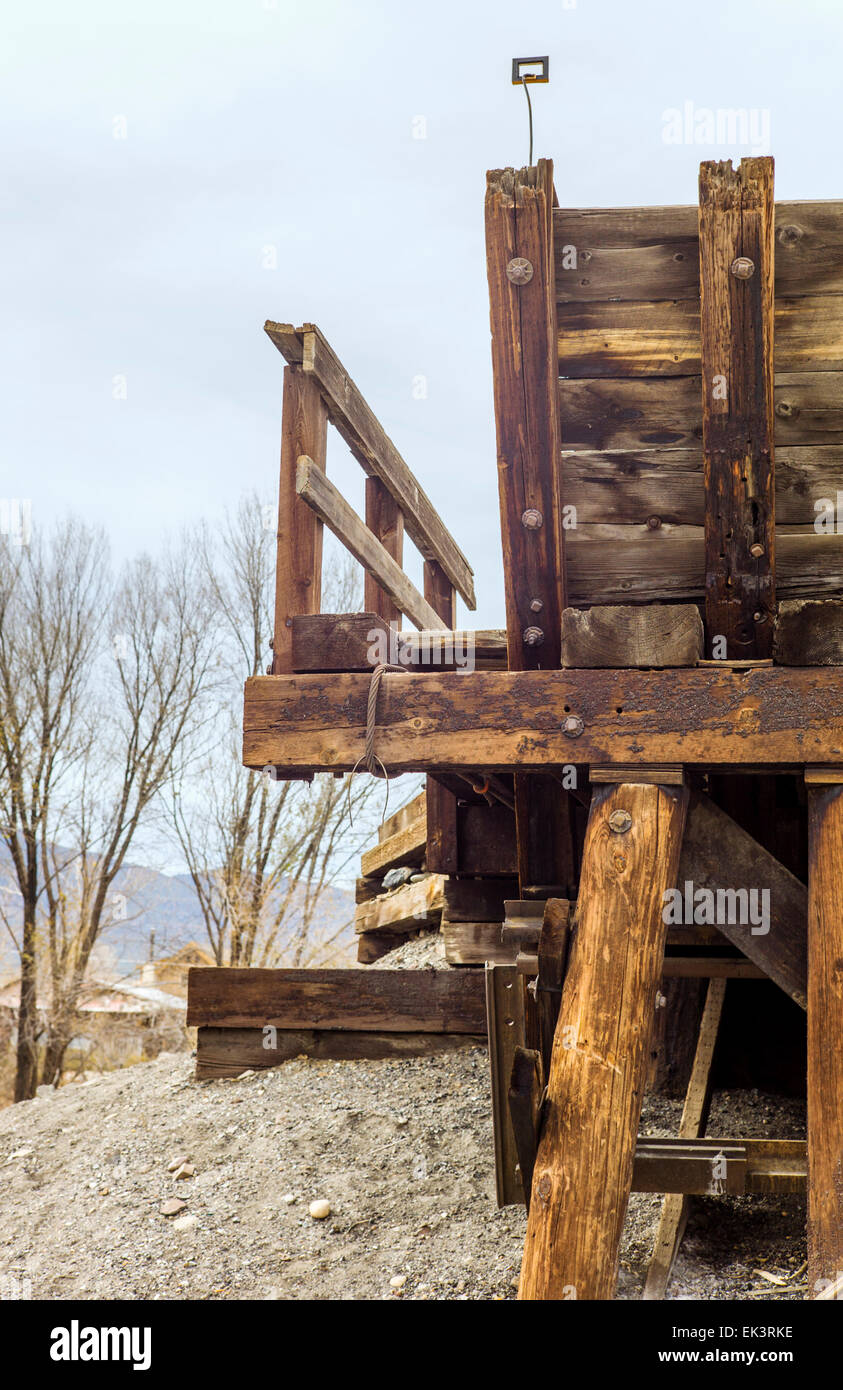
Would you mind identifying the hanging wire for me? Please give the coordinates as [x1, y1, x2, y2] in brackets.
[522, 79, 534, 165]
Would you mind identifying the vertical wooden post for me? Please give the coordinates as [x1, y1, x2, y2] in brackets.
[485, 160, 575, 896]
[422, 558, 456, 629]
[699, 157, 775, 659]
[519, 780, 689, 1301]
[423, 565, 458, 873]
[272, 367, 329, 674]
[364, 477, 404, 626]
[807, 780, 843, 1293]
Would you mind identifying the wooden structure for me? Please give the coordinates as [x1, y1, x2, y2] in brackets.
[188, 152, 843, 1299]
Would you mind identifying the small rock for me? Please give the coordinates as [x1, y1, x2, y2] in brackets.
[281, 1193, 297, 1205]
[308, 1199, 331, 1220]
[236, 1070, 255, 1080]
[172, 1215, 199, 1233]
[382, 867, 414, 890]
[159, 1198, 187, 1217]
[389, 1275, 407, 1290]
[173, 1163, 196, 1180]
[167, 1155, 189, 1173]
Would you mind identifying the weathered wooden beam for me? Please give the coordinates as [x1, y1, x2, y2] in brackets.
[364, 477, 403, 625]
[187, 966, 485, 1033]
[291, 613, 387, 673]
[807, 781, 843, 1292]
[554, 200, 843, 301]
[296, 456, 443, 631]
[561, 604, 703, 668]
[519, 781, 689, 1300]
[679, 792, 807, 1008]
[272, 368, 328, 673]
[243, 667, 843, 774]
[643, 977, 726, 1300]
[508, 1046, 545, 1209]
[442, 920, 517, 965]
[353, 873, 444, 935]
[443, 876, 519, 923]
[378, 789, 427, 842]
[265, 321, 476, 608]
[195, 1025, 482, 1078]
[774, 598, 843, 665]
[535, 898, 571, 1081]
[360, 814, 426, 878]
[699, 157, 775, 658]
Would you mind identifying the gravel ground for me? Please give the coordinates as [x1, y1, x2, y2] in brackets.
[0, 1038, 807, 1302]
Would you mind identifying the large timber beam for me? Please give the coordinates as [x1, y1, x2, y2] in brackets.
[243, 667, 843, 773]
[519, 780, 689, 1300]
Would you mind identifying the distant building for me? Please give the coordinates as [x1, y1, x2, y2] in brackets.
[140, 941, 216, 999]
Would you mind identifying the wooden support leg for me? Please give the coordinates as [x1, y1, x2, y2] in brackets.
[518, 780, 689, 1301]
[807, 783, 843, 1294]
[642, 977, 726, 1300]
[272, 367, 328, 674]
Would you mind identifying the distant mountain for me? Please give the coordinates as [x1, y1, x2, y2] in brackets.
[0, 846, 355, 977]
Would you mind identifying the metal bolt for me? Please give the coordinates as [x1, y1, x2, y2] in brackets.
[529, 598, 544, 613]
[655, 991, 667, 1011]
[731, 256, 755, 279]
[521, 508, 543, 530]
[750, 543, 765, 558]
[563, 715, 584, 738]
[778, 224, 804, 245]
[506, 257, 534, 285]
[608, 809, 632, 834]
[523, 626, 544, 647]
[647, 515, 662, 530]
[265, 664, 273, 675]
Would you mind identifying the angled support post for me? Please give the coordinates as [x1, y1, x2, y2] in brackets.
[519, 778, 689, 1300]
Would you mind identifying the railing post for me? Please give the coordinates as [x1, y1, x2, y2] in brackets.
[272, 367, 328, 674]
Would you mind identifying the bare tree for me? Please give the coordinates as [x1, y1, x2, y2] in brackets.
[0, 520, 108, 1100]
[170, 497, 379, 968]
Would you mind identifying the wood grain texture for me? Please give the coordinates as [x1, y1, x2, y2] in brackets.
[243, 667, 843, 774]
[272, 367, 328, 673]
[699, 157, 775, 658]
[442, 920, 517, 965]
[774, 599, 843, 665]
[443, 876, 520, 923]
[536, 898, 571, 1081]
[360, 815, 426, 878]
[519, 781, 689, 1300]
[187, 966, 486, 1033]
[807, 784, 843, 1290]
[195, 1025, 482, 1078]
[265, 322, 476, 608]
[364, 477, 404, 625]
[555, 201, 843, 301]
[291, 613, 387, 672]
[353, 873, 444, 935]
[561, 604, 703, 668]
[295, 457, 443, 631]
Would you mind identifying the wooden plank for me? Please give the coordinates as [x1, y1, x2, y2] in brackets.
[774, 598, 843, 665]
[555, 201, 843, 301]
[399, 629, 508, 670]
[187, 966, 486, 1033]
[378, 789, 427, 842]
[486, 162, 567, 668]
[565, 524, 843, 606]
[536, 898, 571, 1081]
[243, 666, 843, 774]
[442, 920, 517, 965]
[563, 445, 843, 527]
[561, 604, 703, 668]
[519, 781, 689, 1300]
[679, 792, 807, 1008]
[425, 777, 458, 874]
[364, 477, 403, 625]
[291, 613, 387, 672]
[355, 876, 383, 905]
[458, 803, 518, 876]
[560, 373, 843, 452]
[508, 1047, 545, 1208]
[633, 1141, 745, 1196]
[643, 977, 727, 1300]
[556, 293, 843, 377]
[195, 1025, 483, 1078]
[356, 931, 402, 964]
[487, 963, 528, 1206]
[699, 157, 775, 659]
[360, 815, 426, 878]
[423, 559, 456, 629]
[353, 874, 444, 935]
[295, 457, 443, 631]
[660, 957, 765, 980]
[443, 877, 519, 923]
[272, 368, 328, 673]
[807, 783, 843, 1291]
[265, 322, 475, 608]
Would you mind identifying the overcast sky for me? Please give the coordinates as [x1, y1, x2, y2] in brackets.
[3, 0, 841, 630]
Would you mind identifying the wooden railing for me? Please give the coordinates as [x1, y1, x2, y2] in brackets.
[264, 321, 476, 672]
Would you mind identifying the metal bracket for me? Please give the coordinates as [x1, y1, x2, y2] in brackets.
[511, 56, 549, 84]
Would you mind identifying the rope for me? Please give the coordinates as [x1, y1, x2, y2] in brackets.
[347, 662, 407, 825]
